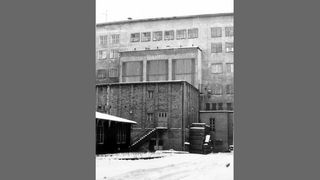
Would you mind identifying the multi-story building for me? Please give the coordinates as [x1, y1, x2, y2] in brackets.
[96, 13, 234, 151]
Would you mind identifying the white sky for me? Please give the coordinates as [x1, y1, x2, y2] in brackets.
[96, 0, 234, 23]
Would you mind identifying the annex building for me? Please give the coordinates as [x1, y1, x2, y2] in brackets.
[96, 13, 234, 152]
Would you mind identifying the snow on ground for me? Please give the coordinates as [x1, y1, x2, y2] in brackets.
[96, 152, 233, 180]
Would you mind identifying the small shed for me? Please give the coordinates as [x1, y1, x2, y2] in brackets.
[96, 112, 136, 154]
[188, 123, 214, 154]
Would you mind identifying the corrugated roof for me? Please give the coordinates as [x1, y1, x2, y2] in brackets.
[96, 13, 233, 27]
[96, 112, 136, 124]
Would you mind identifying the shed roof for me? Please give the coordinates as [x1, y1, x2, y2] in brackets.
[96, 112, 137, 124]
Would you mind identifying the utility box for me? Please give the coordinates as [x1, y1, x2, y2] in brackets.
[189, 123, 214, 154]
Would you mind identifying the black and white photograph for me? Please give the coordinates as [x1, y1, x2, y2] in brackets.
[95, 0, 234, 179]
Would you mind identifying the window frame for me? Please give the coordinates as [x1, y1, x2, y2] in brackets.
[152, 31, 163, 41]
[188, 28, 198, 39]
[176, 29, 187, 40]
[130, 33, 140, 42]
[211, 42, 223, 53]
[211, 27, 222, 38]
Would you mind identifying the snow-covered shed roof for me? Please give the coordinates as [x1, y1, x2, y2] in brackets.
[96, 112, 137, 124]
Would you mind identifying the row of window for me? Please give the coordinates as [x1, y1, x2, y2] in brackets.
[96, 41, 233, 60]
[130, 28, 198, 42]
[97, 49, 119, 59]
[211, 63, 234, 74]
[98, 34, 120, 45]
[97, 69, 118, 79]
[205, 102, 233, 111]
[211, 42, 234, 53]
[204, 84, 234, 95]
[96, 63, 233, 79]
[97, 26, 233, 45]
[147, 112, 168, 121]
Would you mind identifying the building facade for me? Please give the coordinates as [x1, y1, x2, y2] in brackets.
[96, 13, 234, 151]
[96, 81, 199, 151]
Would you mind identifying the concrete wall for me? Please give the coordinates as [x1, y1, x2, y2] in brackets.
[96, 14, 233, 107]
[199, 111, 233, 152]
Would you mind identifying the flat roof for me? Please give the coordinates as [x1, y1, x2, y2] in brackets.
[96, 111, 136, 124]
[119, 46, 202, 53]
[96, 80, 199, 92]
[96, 13, 233, 27]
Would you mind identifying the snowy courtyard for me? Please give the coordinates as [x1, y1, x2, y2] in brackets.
[96, 151, 233, 180]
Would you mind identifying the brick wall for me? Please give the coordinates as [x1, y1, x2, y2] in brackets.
[96, 81, 199, 151]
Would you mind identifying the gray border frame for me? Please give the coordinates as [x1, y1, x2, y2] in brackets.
[2, 0, 320, 179]
[0, 0, 95, 179]
[235, 0, 320, 179]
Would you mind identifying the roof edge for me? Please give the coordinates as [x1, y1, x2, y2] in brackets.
[96, 13, 233, 27]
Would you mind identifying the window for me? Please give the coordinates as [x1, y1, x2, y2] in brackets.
[158, 112, 167, 118]
[211, 43, 223, 53]
[130, 33, 140, 42]
[213, 84, 223, 95]
[147, 90, 154, 98]
[226, 84, 234, 94]
[164, 30, 174, 40]
[109, 49, 119, 59]
[211, 27, 222, 38]
[209, 118, 215, 131]
[109, 68, 118, 77]
[147, 60, 168, 81]
[226, 63, 234, 73]
[147, 113, 153, 121]
[153, 31, 163, 41]
[122, 61, 143, 82]
[96, 121, 104, 144]
[211, 63, 223, 74]
[176, 29, 186, 39]
[173, 59, 195, 85]
[116, 124, 126, 144]
[227, 103, 233, 110]
[218, 103, 223, 110]
[225, 26, 234, 37]
[141, 32, 151, 42]
[225, 42, 234, 53]
[205, 103, 210, 110]
[111, 34, 120, 44]
[188, 28, 198, 39]
[99, 35, 108, 45]
[211, 103, 217, 110]
[97, 69, 107, 79]
[97, 50, 107, 59]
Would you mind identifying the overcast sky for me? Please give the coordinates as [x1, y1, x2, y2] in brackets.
[96, 0, 234, 23]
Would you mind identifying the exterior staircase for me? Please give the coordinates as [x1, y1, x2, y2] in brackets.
[130, 127, 167, 151]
